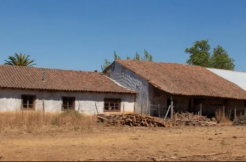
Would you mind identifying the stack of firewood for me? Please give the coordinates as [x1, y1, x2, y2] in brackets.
[98, 114, 169, 127]
[233, 115, 246, 126]
[173, 112, 217, 126]
[97, 112, 218, 127]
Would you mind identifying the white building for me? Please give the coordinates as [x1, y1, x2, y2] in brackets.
[0, 65, 136, 114]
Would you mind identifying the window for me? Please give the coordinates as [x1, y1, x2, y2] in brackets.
[104, 98, 121, 112]
[22, 95, 36, 110]
[62, 97, 75, 110]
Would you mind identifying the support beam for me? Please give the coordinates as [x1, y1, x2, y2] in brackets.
[244, 101, 246, 116]
[158, 104, 161, 119]
[234, 108, 237, 120]
[222, 105, 225, 117]
[199, 103, 202, 116]
[171, 96, 173, 119]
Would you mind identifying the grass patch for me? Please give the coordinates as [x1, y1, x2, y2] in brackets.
[0, 111, 100, 132]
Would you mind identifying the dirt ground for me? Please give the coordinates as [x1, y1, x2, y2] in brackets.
[0, 126, 246, 161]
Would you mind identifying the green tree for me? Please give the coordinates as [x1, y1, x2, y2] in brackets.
[134, 52, 140, 60]
[101, 50, 154, 71]
[142, 49, 153, 61]
[114, 51, 121, 60]
[185, 40, 211, 67]
[4, 53, 36, 67]
[185, 40, 235, 70]
[210, 45, 235, 70]
[101, 59, 111, 71]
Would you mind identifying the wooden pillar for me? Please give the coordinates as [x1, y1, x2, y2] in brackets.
[234, 107, 237, 120]
[158, 104, 161, 118]
[199, 103, 202, 116]
[171, 96, 174, 119]
[222, 105, 225, 117]
[141, 104, 143, 115]
[149, 101, 151, 115]
[244, 101, 246, 116]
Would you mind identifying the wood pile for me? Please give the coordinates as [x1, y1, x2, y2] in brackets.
[233, 115, 246, 126]
[97, 112, 218, 127]
[172, 112, 218, 126]
[98, 114, 168, 127]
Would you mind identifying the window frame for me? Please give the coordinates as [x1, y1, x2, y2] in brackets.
[62, 97, 76, 111]
[21, 95, 36, 110]
[104, 98, 121, 112]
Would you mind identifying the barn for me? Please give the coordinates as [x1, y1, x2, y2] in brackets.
[104, 60, 246, 119]
[0, 65, 136, 114]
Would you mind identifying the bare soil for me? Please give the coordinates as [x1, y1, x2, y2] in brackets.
[0, 126, 246, 161]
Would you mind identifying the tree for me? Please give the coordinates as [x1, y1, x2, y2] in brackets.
[185, 40, 235, 70]
[142, 49, 153, 61]
[101, 50, 154, 71]
[185, 40, 211, 67]
[114, 51, 121, 60]
[134, 52, 140, 60]
[101, 59, 111, 71]
[210, 45, 235, 70]
[4, 53, 36, 67]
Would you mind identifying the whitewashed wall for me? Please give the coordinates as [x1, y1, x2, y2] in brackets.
[104, 62, 149, 114]
[0, 89, 135, 114]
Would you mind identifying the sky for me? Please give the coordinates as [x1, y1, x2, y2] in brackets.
[0, 0, 246, 71]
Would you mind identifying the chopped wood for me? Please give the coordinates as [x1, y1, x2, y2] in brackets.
[97, 112, 218, 127]
[233, 115, 246, 126]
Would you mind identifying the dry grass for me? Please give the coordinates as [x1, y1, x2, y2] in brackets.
[215, 108, 233, 126]
[0, 111, 101, 132]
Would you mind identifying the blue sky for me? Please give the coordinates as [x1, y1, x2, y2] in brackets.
[0, 0, 245, 71]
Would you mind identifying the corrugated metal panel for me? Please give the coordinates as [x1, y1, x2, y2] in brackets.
[207, 68, 246, 91]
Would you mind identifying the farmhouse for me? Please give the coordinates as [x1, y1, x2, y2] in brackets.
[0, 65, 136, 114]
[104, 60, 246, 118]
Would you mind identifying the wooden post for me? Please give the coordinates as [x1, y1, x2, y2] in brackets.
[158, 104, 161, 119]
[164, 105, 171, 121]
[122, 103, 125, 115]
[222, 105, 225, 117]
[234, 108, 237, 120]
[244, 107, 246, 116]
[149, 101, 151, 115]
[171, 96, 173, 119]
[199, 103, 202, 116]
[141, 104, 142, 115]
[174, 113, 177, 126]
[42, 99, 45, 119]
[95, 102, 99, 115]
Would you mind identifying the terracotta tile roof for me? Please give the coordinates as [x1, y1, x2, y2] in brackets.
[0, 65, 136, 94]
[115, 60, 246, 100]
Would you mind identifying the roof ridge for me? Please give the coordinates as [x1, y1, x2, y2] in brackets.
[0, 65, 100, 73]
[115, 59, 205, 68]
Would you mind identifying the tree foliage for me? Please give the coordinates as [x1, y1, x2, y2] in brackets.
[101, 49, 153, 71]
[210, 45, 235, 70]
[185, 40, 211, 67]
[4, 53, 36, 67]
[185, 40, 235, 70]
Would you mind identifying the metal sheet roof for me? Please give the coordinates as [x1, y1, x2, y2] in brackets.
[207, 68, 246, 91]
